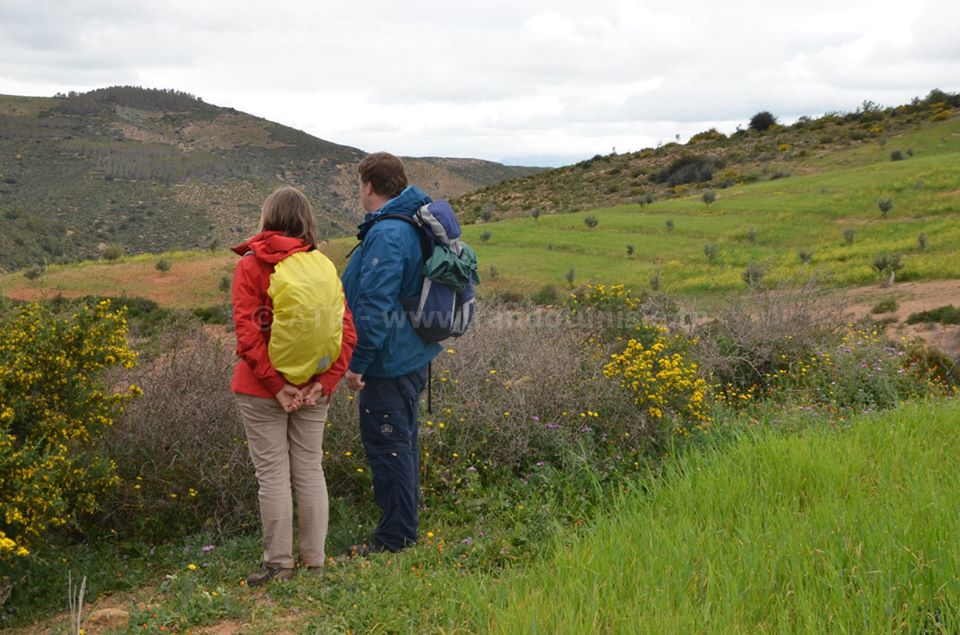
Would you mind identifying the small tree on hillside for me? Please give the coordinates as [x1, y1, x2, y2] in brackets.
[873, 253, 903, 287]
[749, 111, 777, 132]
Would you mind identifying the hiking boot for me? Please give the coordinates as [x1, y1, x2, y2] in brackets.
[245, 564, 294, 587]
[345, 542, 389, 558]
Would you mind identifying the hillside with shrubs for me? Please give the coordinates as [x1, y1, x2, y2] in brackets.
[453, 89, 960, 222]
[0, 87, 540, 271]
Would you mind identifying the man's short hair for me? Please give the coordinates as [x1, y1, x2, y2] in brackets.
[358, 152, 408, 199]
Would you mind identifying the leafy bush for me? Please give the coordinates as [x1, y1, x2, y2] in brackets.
[665, 219, 675, 232]
[742, 263, 766, 287]
[702, 190, 716, 205]
[798, 249, 813, 264]
[843, 229, 856, 245]
[871, 298, 899, 314]
[749, 111, 777, 132]
[703, 243, 719, 262]
[603, 327, 709, 427]
[918, 233, 927, 252]
[890, 150, 905, 161]
[0, 300, 139, 558]
[480, 230, 491, 243]
[102, 244, 124, 261]
[531, 284, 559, 306]
[155, 258, 171, 272]
[688, 128, 726, 143]
[651, 155, 719, 187]
[878, 198, 893, 217]
[583, 215, 599, 228]
[905, 305, 960, 325]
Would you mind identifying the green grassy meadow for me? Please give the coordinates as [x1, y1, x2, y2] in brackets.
[458, 399, 960, 634]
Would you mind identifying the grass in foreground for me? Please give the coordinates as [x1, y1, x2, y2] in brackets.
[459, 399, 960, 634]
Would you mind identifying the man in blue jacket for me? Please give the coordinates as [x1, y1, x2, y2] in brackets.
[342, 152, 442, 554]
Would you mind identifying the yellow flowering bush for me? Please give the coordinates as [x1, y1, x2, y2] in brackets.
[0, 300, 138, 558]
[568, 283, 642, 313]
[603, 326, 710, 428]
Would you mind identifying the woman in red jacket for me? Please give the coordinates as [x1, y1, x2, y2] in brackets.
[231, 186, 356, 586]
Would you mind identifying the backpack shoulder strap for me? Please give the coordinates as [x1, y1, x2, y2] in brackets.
[375, 213, 433, 261]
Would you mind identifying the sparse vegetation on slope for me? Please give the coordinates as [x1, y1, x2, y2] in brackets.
[0, 86, 538, 271]
[453, 90, 960, 222]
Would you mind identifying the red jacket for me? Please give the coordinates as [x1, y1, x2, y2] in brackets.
[230, 231, 357, 399]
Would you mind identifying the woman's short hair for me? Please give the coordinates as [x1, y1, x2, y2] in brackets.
[259, 186, 318, 246]
[358, 152, 408, 199]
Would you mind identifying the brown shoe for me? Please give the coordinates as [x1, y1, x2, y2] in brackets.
[246, 564, 294, 587]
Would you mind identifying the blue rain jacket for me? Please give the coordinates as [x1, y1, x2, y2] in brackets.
[342, 186, 442, 378]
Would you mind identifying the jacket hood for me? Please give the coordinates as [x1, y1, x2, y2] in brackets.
[231, 230, 312, 264]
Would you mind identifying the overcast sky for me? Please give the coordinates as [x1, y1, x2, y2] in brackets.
[1, 0, 958, 166]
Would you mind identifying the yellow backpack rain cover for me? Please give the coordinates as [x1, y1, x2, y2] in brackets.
[267, 250, 344, 385]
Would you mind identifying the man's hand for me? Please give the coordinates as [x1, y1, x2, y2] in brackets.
[302, 382, 327, 406]
[275, 384, 302, 413]
[345, 371, 365, 392]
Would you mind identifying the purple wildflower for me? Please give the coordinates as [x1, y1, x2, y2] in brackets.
[201, 544, 216, 554]
[544, 422, 561, 430]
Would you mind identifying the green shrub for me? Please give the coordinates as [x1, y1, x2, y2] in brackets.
[155, 258, 171, 272]
[665, 219, 675, 232]
[702, 190, 716, 205]
[583, 215, 599, 228]
[843, 229, 856, 245]
[749, 111, 777, 132]
[191, 304, 230, 325]
[480, 230, 491, 243]
[0, 300, 139, 558]
[871, 298, 899, 314]
[890, 149, 905, 161]
[531, 284, 559, 306]
[703, 243, 719, 262]
[905, 305, 960, 325]
[218, 276, 231, 293]
[651, 155, 719, 186]
[742, 262, 765, 287]
[878, 198, 893, 217]
[798, 249, 813, 264]
[873, 253, 903, 277]
[918, 233, 927, 252]
[102, 244, 124, 261]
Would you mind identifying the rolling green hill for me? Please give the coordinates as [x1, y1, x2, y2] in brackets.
[0, 87, 541, 271]
[453, 90, 960, 223]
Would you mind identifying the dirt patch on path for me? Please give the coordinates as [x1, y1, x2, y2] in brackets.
[835, 279, 960, 357]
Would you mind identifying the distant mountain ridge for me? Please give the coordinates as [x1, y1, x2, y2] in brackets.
[0, 86, 542, 271]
